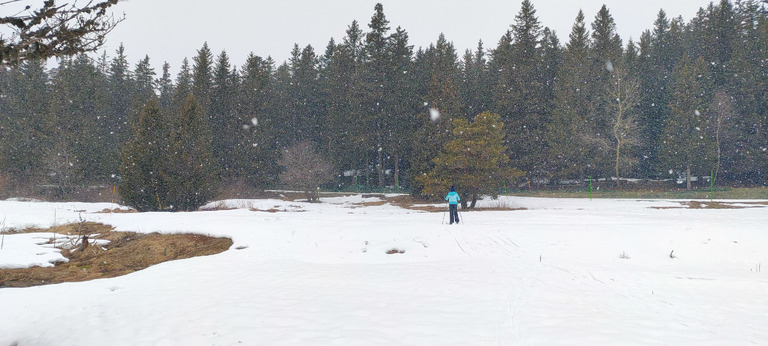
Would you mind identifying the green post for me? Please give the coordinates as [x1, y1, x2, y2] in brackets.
[710, 171, 714, 201]
[589, 176, 593, 200]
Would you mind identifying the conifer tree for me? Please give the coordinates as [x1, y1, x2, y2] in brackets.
[192, 42, 214, 118]
[416, 112, 523, 208]
[545, 10, 593, 183]
[157, 62, 174, 112]
[587, 5, 624, 178]
[107, 43, 132, 148]
[132, 55, 156, 110]
[210, 50, 238, 179]
[119, 97, 171, 211]
[271, 62, 293, 150]
[539, 28, 562, 118]
[47, 54, 111, 188]
[172, 58, 193, 111]
[289, 44, 323, 144]
[659, 55, 714, 190]
[384, 26, 418, 189]
[166, 95, 218, 211]
[362, 3, 392, 187]
[411, 34, 462, 191]
[461, 40, 492, 119]
[491, 0, 547, 182]
[323, 22, 366, 188]
[712, 0, 768, 183]
[637, 10, 681, 177]
[0, 59, 49, 185]
[237, 54, 280, 188]
[120, 95, 218, 211]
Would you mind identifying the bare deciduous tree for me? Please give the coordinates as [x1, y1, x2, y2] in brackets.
[607, 66, 640, 187]
[0, 0, 124, 65]
[278, 141, 335, 202]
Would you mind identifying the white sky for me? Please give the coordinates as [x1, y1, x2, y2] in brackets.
[101, 0, 715, 73]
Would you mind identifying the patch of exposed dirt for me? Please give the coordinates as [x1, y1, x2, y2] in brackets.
[386, 194, 526, 212]
[0, 223, 232, 288]
[651, 201, 766, 209]
[95, 208, 138, 214]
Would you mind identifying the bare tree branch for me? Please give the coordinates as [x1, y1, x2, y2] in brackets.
[278, 141, 335, 202]
[1, 0, 124, 65]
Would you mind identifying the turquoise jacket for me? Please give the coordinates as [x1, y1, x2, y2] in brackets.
[445, 191, 460, 205]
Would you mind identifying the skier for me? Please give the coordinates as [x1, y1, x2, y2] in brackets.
[445, 185, 460, 224]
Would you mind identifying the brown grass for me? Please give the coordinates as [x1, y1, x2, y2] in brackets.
[0, 223, 232, 288]
[95, 207, 138, 214]
[651, 201, 766, 209]
[386, 248, 405, 254]
[385, 194, 525, 212]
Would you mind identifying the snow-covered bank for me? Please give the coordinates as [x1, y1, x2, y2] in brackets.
[1, 196, 766, 345]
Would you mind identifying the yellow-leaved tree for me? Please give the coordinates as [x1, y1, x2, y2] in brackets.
[415, 111, 524, 208]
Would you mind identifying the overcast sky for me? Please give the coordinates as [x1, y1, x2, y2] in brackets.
[101, 0, 716, 74]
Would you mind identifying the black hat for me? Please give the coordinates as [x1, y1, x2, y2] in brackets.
[450, 185, 455, 192]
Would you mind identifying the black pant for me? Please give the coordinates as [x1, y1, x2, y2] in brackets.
[449, 204, 460, 224]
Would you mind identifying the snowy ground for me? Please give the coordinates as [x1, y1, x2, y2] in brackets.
[0, 195, 766, 345]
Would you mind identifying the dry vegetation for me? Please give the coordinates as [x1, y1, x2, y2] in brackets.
[651, 200, 768, 209]
[385, 194, 525, 212]
[0, 223, 232, 288]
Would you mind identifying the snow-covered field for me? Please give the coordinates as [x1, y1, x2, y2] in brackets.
[1, 195, 766, 345]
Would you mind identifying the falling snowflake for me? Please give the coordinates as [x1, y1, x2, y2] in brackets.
[429, 108, 440, 121]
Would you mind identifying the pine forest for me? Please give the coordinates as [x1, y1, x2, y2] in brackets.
[0, 0, 766, 206]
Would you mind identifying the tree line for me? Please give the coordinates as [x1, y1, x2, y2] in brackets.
[0, 0, 766, 204]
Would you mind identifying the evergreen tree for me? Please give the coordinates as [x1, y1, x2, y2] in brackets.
[539, 28, 562, 119]
[718, 0, 768, 183]
[173, 58, 193, 110]
[48, 54, 111, 188]
[0, 59, 50, 185]
[491, 0, 547, 182]
[120, 95, 218, 211]
[545, 10, 593, 183]
[700, 0, 739, 87]
[166, 95, 219, 210]
[411, 34, 462, 191]
[157, 62, 174, 112]
[271, 62, 293, 150]
[659, 55, 715, 190]
[323, 22, 367, 189]
[239, 54, 279, 188]
[362, 3, 392, 187]
[107, 43, 132, 149]
[384, 26, 418, 189]
[119, 97, 171, 211]
[461, 40, 492, 120]
[132, 55, 156, 110]
[289, 44, 322, 144]
[210, 50, 239, 179]
[415, 112, 523, 208]
[192, 42, 214, 118]
[587, 5, 624, 178]
[637, 11, 677, 177]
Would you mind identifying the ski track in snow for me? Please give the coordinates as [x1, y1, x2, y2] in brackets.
[0, 196, 767, 345]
